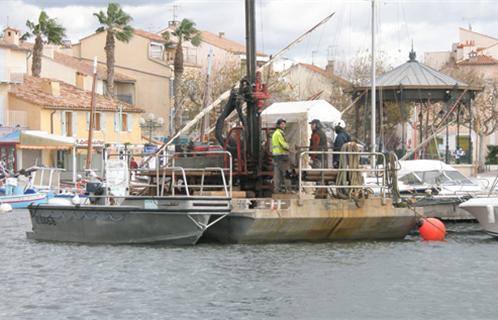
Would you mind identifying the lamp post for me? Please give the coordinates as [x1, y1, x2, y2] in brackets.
[140, 113, 164, 143]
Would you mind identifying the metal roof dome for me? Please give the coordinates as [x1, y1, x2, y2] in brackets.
[357, 49, 471, 90]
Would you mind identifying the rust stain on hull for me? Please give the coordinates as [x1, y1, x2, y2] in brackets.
[204, 197, 418, 244]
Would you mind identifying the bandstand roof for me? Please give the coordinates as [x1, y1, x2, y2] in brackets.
[355, 50, 479, 91]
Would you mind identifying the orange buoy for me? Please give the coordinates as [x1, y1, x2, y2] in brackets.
[418, 218, 446, 241]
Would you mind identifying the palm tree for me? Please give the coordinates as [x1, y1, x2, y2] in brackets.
[22, 11, 65, 77]
[162, 19, 201, 130]
[94, 2, 133, 98]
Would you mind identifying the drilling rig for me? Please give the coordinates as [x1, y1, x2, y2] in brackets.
[214, 0, 272, 197]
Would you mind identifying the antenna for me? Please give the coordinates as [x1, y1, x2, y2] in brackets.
[312, 50, 318, 65]
[172, 4, 180, 22]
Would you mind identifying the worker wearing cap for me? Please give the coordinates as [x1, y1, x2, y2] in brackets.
[309, 119, 328, 168]
[333, 119, 351, 168]
[272, 119, 290, 193]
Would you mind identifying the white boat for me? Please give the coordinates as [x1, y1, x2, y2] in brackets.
[459, 197, 498, 236]
[397, 160, 482, 196]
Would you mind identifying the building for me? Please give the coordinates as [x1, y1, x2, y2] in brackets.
[0, 27, 30, 127]
[159, 21, 268, 72]
[283, 61, 352, 101]
[425, 27, 498, 166]
[32, 48, 136, 103]
[8, 76, 144, 174]
[72, 28, 173, 134]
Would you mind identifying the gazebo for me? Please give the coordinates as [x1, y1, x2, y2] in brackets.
[352, 49, 481, 163]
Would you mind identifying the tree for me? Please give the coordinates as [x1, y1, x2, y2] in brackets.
[22, 11, 65, 77]
[162, 19, 201, 131]
[441, 64, 497, 171]
[94, 2, 133, 98]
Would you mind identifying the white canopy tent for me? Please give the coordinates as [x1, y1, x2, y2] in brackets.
[261, 100, 343, 167]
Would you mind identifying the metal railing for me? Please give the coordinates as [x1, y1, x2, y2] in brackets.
[123, 150, 232, 198]
[298, 150, 388, 200]
[169, 150, 232, 198]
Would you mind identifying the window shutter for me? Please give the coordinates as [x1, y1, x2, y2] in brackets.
[100, 113, 106, 131]
[72, 112, 77, 137]
[114, 112, 119, 132]
[61, 111, 66, 136]
[0, 96, 4, 125]
[86, 112, 90, 130]
[127, 114, 132, 132]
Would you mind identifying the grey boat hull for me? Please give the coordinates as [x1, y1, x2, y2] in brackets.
[203, 196, 417, 244]
[27, 197, 231, 245]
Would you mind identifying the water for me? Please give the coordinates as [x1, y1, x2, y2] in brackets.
[1, 210, 498, 320]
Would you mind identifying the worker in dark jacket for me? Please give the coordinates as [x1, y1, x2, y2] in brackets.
[333, 119, 351, 168]
[309, 119, 328, 168]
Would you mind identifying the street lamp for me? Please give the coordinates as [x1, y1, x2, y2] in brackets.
[140, 113, 164, 142]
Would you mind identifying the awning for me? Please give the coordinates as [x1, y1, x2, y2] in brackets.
[19, 130, 75, 150]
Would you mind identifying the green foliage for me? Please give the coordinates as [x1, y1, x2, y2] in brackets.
[23, 11, 66, 44]
[485, 145, 498, 165]
[94, 2, 134, 42]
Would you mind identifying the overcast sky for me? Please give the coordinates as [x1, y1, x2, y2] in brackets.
[1, 0, 498, 70]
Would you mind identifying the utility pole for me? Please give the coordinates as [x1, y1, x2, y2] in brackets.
[85, 57, 98, 171]
[371, 0, 377, 157]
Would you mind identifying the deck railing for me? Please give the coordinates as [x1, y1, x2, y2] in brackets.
[298, 150, 389, 200]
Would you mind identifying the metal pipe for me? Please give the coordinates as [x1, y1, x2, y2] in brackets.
[370, 0, 376, 156]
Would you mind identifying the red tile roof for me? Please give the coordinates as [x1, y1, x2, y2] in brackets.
[0, 40, 30, 52]
[200, 31, 266, 56]
[458, 55, 498, 65]
[53, 51, 135, 82]
[9, 76, 144, 113]
[298, 63, 352, 87]
[134, 29, 165, 43]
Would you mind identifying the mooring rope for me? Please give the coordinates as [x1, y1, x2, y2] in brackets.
[335, 142, 364, 201]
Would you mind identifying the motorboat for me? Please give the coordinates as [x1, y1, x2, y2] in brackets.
[395, 160, 481, 220]
[459, 197, 498, 236]
[27, 195, 231, 245]
[26, 158, 232, 245]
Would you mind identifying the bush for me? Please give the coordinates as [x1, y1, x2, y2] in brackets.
[485, 145, 498, 164]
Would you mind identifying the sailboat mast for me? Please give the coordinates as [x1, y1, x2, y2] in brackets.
[371, 0, 376, 155]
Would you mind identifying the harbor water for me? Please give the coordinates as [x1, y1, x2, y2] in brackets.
[1, 209, 498, 319]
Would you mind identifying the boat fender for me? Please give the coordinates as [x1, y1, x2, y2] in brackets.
[487, 205, 495, 224]
[0, 203, 12, 213]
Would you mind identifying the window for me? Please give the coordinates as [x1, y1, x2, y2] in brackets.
[65, 112, 73, 136]
[121, 113, 128, 131]
[87, 112, 104, 131]
[114, 111, 131, 132]
[56, 150, 65, 168]
[149, 42, 164, 59]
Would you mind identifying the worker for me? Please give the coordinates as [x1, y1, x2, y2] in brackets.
[333, 119, 351, 168]
[272, 118, 290, 193]
[309, 119, 328, 168]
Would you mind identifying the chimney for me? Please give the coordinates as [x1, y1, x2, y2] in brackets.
[218, 32, 225, 38]
[3, 27, 20, 46]
[41, 79, 61, 97]
[75, 72, 86, 90]
[325, 60, 335, 77]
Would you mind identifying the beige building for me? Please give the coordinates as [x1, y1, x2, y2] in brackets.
[30, 48, 136, 103]
[159, 21, 268, 72]
[8, 75, 144, 172]
[283, 61, 352, 101]
[73, 29, 173, 134]
[0, 27, 29, 127]
[425, 27, 498, 165]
